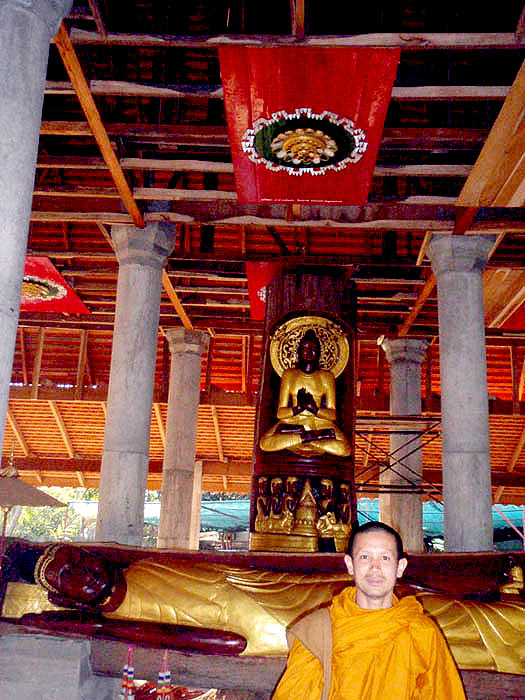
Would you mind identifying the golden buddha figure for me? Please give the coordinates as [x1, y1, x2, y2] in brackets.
[260, 329, 351, 457]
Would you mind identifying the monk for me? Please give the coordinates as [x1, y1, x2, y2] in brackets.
[259, 329, 351, 457]
[272, 521, 466, 700]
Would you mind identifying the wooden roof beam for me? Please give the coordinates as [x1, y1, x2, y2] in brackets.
[74, 329, 89, 401]
[45, 81, 512, 101]
[48, 400, 76, 458]
[63, 28, 522, 49]
[162, 270, 192, 329]
[31, 328, 45, 400]
[153, 403, 166, 450]
[457, 59, 525, 209]
[290, 0, 305, 36]
[211, 406, 225, 463]
[86, 0, 107, 42]
[6, 408, 30, 457]
[54, 23, 145, 227]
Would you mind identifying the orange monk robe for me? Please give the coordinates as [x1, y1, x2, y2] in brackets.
[273, 587, 466, 700]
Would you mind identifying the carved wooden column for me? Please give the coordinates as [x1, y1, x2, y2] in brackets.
[249, 269, 357, 553]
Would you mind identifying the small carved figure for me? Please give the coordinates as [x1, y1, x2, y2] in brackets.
[254, 476, 271, 532]
[283, 476, 301, 516]
[337, 481, 351, 525]
[317, 478, 335, 517]
[259, 330, 351, 457]
[500, 555, 524, 596]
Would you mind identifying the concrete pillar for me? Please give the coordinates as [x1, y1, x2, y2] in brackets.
[428, 235, 494, 552]
[0, 0, 72, 451]
[380, 339, 427, 553]
[0, 634, 120, 700]
[157, 328, 209, 549]
[96, 223, 174, 545]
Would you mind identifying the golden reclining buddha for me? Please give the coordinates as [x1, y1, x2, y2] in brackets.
[3, 543, 525, 675]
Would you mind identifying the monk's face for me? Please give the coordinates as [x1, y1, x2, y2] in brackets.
[344, 530, 407, 610]
[43, 546, 115, 604]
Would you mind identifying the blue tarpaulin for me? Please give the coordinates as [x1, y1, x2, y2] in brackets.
[69, 499, 524, 540]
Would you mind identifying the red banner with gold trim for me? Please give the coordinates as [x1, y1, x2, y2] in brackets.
[21, 257, 90, 314]
[219, 46, 400, 205]
[245, 261, 283, 320]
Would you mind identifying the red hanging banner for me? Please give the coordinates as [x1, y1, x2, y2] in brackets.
[219, 46, 400, 205]
[245, 261, 283, 320]
[21, 257, 90, 314]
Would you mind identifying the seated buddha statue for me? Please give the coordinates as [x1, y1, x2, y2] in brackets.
[259, 329, 351, 457]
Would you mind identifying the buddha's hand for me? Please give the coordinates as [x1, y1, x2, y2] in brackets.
[296, 388, 318, 414]
[302, 428, 336, 443]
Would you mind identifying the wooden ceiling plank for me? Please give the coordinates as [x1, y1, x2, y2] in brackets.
[6, 407, 30, 457]
[54, 23, 145, 228]
[48, 399, 75, 458]
[134, 187, 237, 202]
[76, 470, 86, 487]
[64, 28, 520, 49]
[45, 81, 511, 101]
[162, 270, 193, 329]
[31, 328, 45, 400]
[457, 59, 525, 208]
[211, 406, 225, 463]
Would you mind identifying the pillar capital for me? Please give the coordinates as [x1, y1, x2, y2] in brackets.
[111, 222, 175, 269]
[381, 338, 427, 366]
[427, 235, 495, 277]
[164, 328, 210, 357]
[5, 0, 74, 36]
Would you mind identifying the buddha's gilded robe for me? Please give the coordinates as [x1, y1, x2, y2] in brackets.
[272, 587, 466, 700]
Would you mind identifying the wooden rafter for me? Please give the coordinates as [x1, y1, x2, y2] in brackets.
[74, 329, 89, 401]
[290, 0, 305, 36]
[18, 328, 28, 386]
[6, 408, 30, 457]
[31, 328, 45, 400]
[211, 406, 225, 463]
[48, 400, 75, 458]
[153, 403, 166, 449]
[397, 273, 436, 337]
[457, 60, 525, 208]
[87, 0, 108, 41]
[162, 270, 193, 329]
[54, 23, 145, 227]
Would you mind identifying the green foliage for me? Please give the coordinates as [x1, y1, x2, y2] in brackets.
[8, 486, 98, 542]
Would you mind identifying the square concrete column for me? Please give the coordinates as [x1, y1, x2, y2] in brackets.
[428, 235, 494, 552]
[157, 328, 209, 549]
[0, 0, 72, 452]
[96, 223, 174, 545]
[380, 338, 427, 552]
[0, 633, 119, 700]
